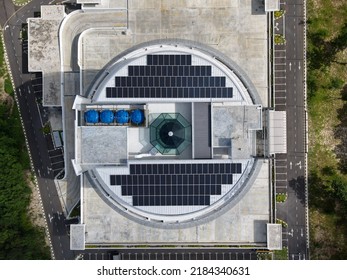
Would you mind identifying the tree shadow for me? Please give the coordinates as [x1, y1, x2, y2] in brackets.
[307, 21, 347, 70]
[288, 176, 306, 206]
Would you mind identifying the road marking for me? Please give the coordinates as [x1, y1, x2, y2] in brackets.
[296, 161, 302, 169]
[49, 154, 63, 159]
[52, 160, 65, 165]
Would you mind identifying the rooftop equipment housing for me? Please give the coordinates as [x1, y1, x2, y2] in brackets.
[84, 110, 99, 123]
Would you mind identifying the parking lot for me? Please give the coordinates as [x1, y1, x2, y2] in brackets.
[31, 73, 65, 178]
[48, 146, 65, 177]
[275, 153, 288, 191]
[273, 45, 287, 111]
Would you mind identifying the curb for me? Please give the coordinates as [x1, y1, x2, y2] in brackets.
[303, 0, 310, 258]
[13, 0, 32, 7]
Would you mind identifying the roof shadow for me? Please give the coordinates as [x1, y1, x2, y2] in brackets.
[251, 0, 266, 15]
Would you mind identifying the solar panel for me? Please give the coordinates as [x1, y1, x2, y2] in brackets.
[107, 54, 233, 99]
[109, 163, 243, 206]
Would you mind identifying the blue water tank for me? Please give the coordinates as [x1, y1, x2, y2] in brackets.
[131, 109, 145, 125]
[115, 110, 129, 124]
[100, 110, 114, 123]
[84, 110, 99, 123]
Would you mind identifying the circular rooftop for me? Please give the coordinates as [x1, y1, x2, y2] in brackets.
[85, 40, 261, 228]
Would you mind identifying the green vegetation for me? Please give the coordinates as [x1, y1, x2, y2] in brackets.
[274, 34, 286, 45]
[0, 103, 50, 259]
[274, 10, 285, 19]
[276, 218, 288, 228]
[20, 24, 28, 41]
[257, 251, 273, 260]
[307, 0, 347, 259]
[273, 247, 288, 260]
[276, 193, 287, 203]
[12, 0, 30, 6]
[70, 202, 80, 218]
[0, 32, 50, 259]
[4, 77, 13, 95]
[41, 122, 51, 134]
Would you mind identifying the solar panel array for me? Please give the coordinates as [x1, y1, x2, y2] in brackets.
[110, 163, 242, 206]
[106, 54, 233, 99]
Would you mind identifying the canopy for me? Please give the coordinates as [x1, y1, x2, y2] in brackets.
[150, 113, 191, 155]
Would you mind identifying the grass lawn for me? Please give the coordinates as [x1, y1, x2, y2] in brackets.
[307, 0, 347, 259]
[12, 0, 31, 6]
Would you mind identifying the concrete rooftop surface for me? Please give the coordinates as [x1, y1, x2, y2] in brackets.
[26, 0, 277, 248]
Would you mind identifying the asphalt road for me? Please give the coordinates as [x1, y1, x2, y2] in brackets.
[274, 0, 309, 260]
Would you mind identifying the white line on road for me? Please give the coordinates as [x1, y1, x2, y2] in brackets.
[49, 154, 63, 159]
[51, 160, 65, 165]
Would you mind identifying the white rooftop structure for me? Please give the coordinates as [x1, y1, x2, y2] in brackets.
[268, 110, 287, 154]
[267, 223, 282, 250]
[28, 5, 65, 106]
[265, 0, 280, 12]
[28, 0, 279, 249]
[72, 41, 264, 224]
